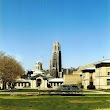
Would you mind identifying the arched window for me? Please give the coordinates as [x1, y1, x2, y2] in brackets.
[55, 45, 56, 51]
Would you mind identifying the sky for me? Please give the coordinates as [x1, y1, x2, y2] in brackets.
[0, 0, 110, 71]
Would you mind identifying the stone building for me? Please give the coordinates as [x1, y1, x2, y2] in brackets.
[94, 59, 110, 89]
[50, 42, 63, 78]
[12, 61, 64, 90]
[82, 67, 95, 89]
[63, 74, 82, 85]
[82, 59, 110, 89]
[13, 59, 110, 90]
[31, 61, 44, 76]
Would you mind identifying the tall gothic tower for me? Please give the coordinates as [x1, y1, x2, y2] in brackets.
[50, 42, 62, 78]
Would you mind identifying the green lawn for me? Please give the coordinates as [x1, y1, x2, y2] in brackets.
[0, 95, 110, 110]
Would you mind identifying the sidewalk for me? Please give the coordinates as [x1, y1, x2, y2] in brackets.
[0, 90, 110, 95]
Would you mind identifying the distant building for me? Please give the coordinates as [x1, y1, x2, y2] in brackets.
[13, 59, 110, 90]
[82, 67, 95, 89]
[94, 59, 110, 89]
[50, 42, 63, 78]
[12, 61, 64, 90]
[31, 61, 44, 76]
[64, 74, 82, 85]
[82, 59, 110, 89]
[1, 40, 110, 90]
[63, 67, 77, 75]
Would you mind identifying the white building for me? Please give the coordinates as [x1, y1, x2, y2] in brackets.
[82, 59, 110, 89]
[82, 67, 95, 89]
[31, 62, 44, 76]
[94, 59, 110, 89]
[1, 59, 110, 90]
[14, 61, 64, 90]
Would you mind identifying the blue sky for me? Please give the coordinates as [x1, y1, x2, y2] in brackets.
[0, 0, 110, 70]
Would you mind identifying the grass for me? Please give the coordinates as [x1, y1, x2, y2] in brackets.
[102, 90, 110, 92]
[0, 94, 110, 110]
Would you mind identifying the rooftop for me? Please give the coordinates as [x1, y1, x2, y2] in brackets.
[49, 78, 64, 82]
[94, 59, 110, 65]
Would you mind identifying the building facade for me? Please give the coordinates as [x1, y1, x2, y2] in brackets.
[50, 42, 63, 78]
[94, 59, 110, 89]
[6, 60, 64, 90]
[31, 61, 44, 76]
[82, 67, 95, 89]
[64, 74, 82, 85]
[82, 59, 110, 89]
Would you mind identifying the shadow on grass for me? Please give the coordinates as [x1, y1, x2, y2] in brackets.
[41, 93, 84, 96]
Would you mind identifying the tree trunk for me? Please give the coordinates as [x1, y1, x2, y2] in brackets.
[2, 81, 7, 90]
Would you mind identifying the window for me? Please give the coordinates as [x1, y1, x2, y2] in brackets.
[14, 83, 16, 86]
[38, 66, 39, 70]
[28, 83, 31, 86]
[58, 46, 60, 50]
[107, 79, 110, 85]
[55, 45, 56, 51]
[24, 83, 26, 87]
[108, 72, 110, 75]
[18, 83, 20, 86]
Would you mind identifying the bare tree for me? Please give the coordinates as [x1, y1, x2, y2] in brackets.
[0, 51, 24, 89]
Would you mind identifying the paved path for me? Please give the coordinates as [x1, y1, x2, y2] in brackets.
[0, 90, 110, 95]
[84, 90, 110, 94]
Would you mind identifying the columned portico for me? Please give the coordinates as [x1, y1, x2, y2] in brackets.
[48, 78, 63, 89]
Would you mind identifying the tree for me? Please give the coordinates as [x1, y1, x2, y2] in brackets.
[0, 51, 25, 89]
